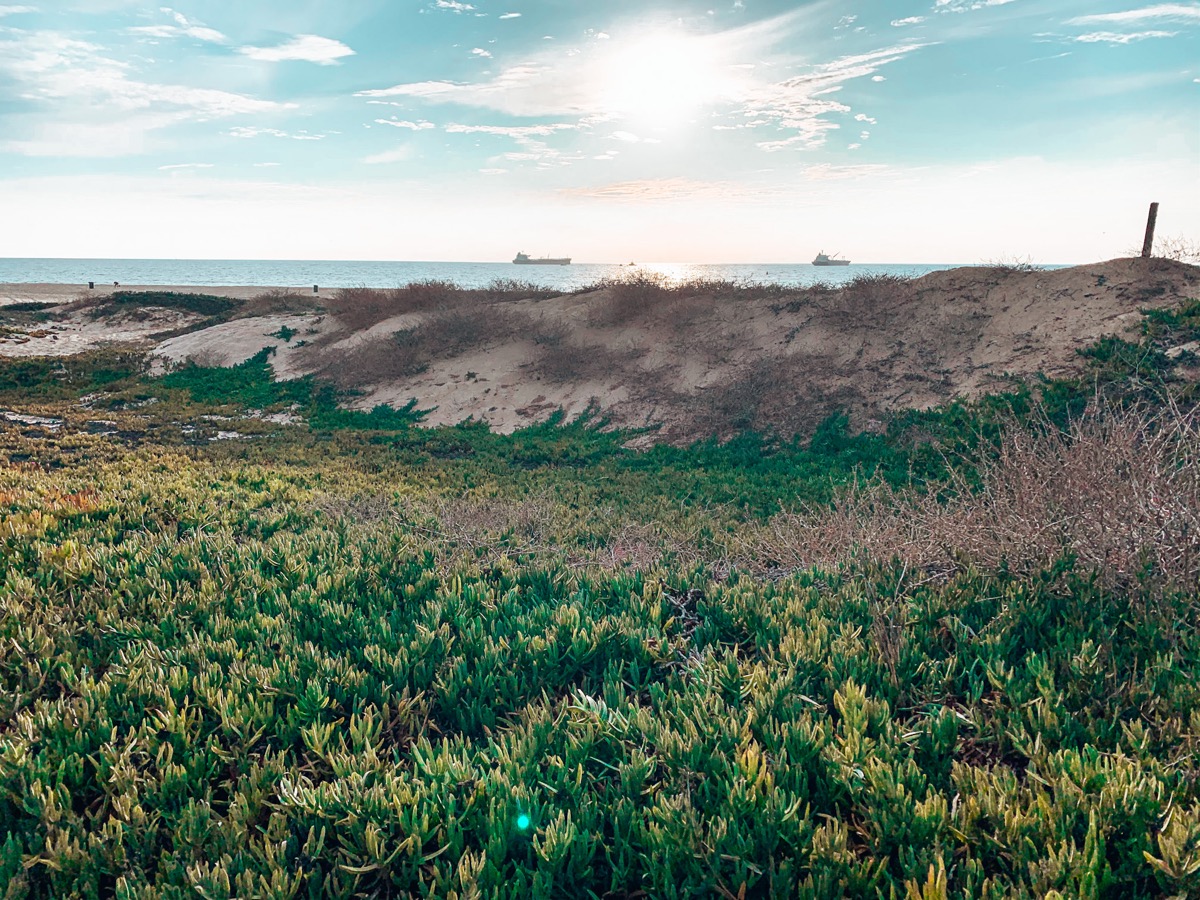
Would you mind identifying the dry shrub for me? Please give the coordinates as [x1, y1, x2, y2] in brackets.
[317, 307, 526, 389]
[239, 290, 322, 318]
[402, 494, 556, 564]
[1153, 235, 1200, 265]
[185, 348, 225, 368]
[587, 273, 674, 326]
[534, 341, 637, 384]
[582, 273, 806, 327]
[691, 357, 855, 438]
[657, 292, 720, 330]
[834, 273, 915, 321]
[750, 402, 1200, 594]
[323, 281, 466, 333]
[596, 523, 662, 570]
[476, 279, 561, 303]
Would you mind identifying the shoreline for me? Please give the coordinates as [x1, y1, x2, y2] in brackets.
[0, 262, 1078, 306]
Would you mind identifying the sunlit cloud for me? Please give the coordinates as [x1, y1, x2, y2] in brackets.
[158, 162, 213, 169]
[240, 34, 355, 65]
[432, 0, 475, 12]
[0, 28, 295, 156]
[1074, 29, 1178, 42]
[374, 118, 436, 130]
[445, 122, 578, 138]
[356, 14, 922, 153]
[741, 44, 928, 150]
[0, 5, 37, 15]
[1068, 4, 1200, 25]
[128, 8, 226, 43]
[228, 126, 327, 140]
[499, 12, 521, 19]
[933, 0, 1018, 11]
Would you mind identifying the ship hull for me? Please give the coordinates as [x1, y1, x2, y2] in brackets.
[514, 258, 571, 265]
[812, 260, 850, 266]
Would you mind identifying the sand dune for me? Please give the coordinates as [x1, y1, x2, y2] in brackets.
[3, 257, 1198, 439]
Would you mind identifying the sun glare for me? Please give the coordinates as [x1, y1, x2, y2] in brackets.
[599, 31, 735, 126]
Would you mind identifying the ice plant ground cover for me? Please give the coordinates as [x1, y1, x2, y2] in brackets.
[1, 297, 1199, 897]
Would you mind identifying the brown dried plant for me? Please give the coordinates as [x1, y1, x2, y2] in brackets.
[747, 400, 1200, 596]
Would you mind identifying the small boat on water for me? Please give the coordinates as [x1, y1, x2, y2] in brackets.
[513, 252, 571, 266]
[813, 251, 850, 266]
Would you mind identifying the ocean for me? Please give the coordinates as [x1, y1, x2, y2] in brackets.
[0, 258, 1030, 291]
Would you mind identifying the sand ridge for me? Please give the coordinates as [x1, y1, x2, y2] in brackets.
[2, 257, 1198, 439]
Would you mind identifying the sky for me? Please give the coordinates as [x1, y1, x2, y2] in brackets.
[0, 0, 1197, 264]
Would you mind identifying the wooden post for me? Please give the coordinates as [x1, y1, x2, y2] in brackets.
[1141, 202, 1159, 258]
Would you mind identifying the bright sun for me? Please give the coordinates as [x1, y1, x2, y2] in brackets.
[599, 32, 735, 126]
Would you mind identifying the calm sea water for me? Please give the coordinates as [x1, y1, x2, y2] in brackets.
[0, 258, 1011, 291]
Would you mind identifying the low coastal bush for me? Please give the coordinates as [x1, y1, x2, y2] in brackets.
[583, 274, 782, 326]
[90, 290, 241, 319]
[323, 281, 558, 336]
[748, 401, 1200, 595]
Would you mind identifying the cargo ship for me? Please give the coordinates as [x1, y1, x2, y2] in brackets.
[813, 251, 850, 266]
[513, 252, 571, 266]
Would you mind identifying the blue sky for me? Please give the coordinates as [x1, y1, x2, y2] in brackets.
[0, 0, 1196, 262]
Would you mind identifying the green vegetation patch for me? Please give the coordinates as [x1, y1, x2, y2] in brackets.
[93, 290, 241, 318]
[0, 296, 1198, 897]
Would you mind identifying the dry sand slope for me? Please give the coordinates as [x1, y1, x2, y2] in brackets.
[3, 258, 1198, 439]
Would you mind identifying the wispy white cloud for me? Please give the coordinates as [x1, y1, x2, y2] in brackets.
[0, 5, 36, 16]
[374, 118, 436, 130]
[1068, 4, 1200, 25]
[432, 0, 475, 12]
[356, 14, 921, 156]
[498, 12, 521, 19]
[1074, 29, 1178, 42]
[240, 34, 355, 65]
[363, 147, 412, 164]
[127, 8, 226, 43]
[933, 0, 1018, 11]
[0, 29, 295, 157]
[891, 16, 926, 26]
[446, 122, 577, 138]
[446, 121, 578, 161]
[471, 47, 492, 58]
[228, 126, 327, 140]
[355, 63, 586, 117]
[158, 162, 213, 170]
[741, 43, 928, 150]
